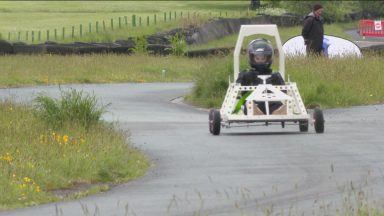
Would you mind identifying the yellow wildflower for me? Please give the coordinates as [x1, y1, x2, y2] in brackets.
[63, 135, 69, 144]
[23, 177, 31, 183]
[0, 153, 13, 164]
[36, 186, 41, 193]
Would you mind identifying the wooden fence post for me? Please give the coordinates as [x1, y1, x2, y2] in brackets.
[38, 31, 41, 41]
[47, 30, 49, 41]
[80, 24, 83, 36]
[147, 16, 149, 26]
[139, 17, 142, 26]
[154, 14, 157, 24]
[169, 11, 171, 20]
[26, 31, 29, 41]
[124, 16, 128, 26]
[62, 27, 65, 40]
[54, 29, 57, 40]
[31, 31, 34, 42]
[103, 20, 106, 31]
[111, 19, 114, 30]
[164, 12, 166, 22]
[89, 22, 91, 33]
[118, 17, 121, 29]
[72, 26, 75, 38]
[8, 32, 10, 41]
[132, 15, 136, 27]
[96, 21, 99, 33]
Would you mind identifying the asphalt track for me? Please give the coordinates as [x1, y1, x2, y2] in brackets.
[1, 83, 384, 215]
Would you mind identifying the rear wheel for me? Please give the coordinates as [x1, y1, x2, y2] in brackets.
[209, 109, 221, 135]
[313, 108, 324, 133]
[299, 120, 308, 132]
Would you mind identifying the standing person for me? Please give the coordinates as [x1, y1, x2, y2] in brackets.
[302, 4, 324, 55]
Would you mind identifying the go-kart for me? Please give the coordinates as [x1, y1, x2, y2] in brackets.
[209, 25, 324, 135]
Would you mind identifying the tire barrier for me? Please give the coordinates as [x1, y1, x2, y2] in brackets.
[361, 44, 384, 55]
[13, 43, 46, 54]
[185, 47, 233, 57]
[0, 40, 14, 54]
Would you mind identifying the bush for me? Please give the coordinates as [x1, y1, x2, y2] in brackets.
[359, 0, 384, 18]
[133, 35, 148, 54]
[34, 89, 109, 129]
[278, 1, 361, 23]
[170, 33, 187, 56]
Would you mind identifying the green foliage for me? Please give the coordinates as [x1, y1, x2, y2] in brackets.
[133, 35, 148, 54]
[170, 33, 187, 56]
[279, 1, 361, 22]
[359, 0, 384, 18]
[34, 89, 109, 129]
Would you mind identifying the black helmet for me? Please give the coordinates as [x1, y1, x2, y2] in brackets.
[248, 38, 274, 72]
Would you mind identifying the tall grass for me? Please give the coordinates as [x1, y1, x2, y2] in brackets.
[34, 89, 109, 129]
[187, 54, 384, 109]
[0, 97, 148, 209]
[170, 33, 187, 56]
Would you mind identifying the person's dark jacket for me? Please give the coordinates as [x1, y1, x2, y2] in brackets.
[302, 12, 324, 54]
[236, 68, 285, 86]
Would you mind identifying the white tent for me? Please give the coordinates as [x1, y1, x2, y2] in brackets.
[283, 35, 362, 58]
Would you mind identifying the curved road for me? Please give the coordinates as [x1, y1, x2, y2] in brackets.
[1, 83, 384, 215]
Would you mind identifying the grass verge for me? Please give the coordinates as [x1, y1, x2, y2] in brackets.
[0, 54, 207, 88]
[186, 54, 384, 109]
[0, 92, 149, 209]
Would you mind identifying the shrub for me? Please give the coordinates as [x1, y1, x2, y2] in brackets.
[34, 89, 109, 129]
[170, 33, 187, 56]
[133, 35, 148, 54]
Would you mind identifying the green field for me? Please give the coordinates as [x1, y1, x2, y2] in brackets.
[0, 1, 251, 43]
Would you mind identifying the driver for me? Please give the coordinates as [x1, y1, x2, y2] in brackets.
[236, 38, 284, 86]
[235, 38, 285, 115]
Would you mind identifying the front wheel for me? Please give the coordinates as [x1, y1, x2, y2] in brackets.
[313, 108, 324, 133]
[209, 109, 221, 135]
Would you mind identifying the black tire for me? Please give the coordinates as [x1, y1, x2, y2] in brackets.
[209, 109, 221, 135]
[313, 108, 324, 133]
[299, 120, 308, 132]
